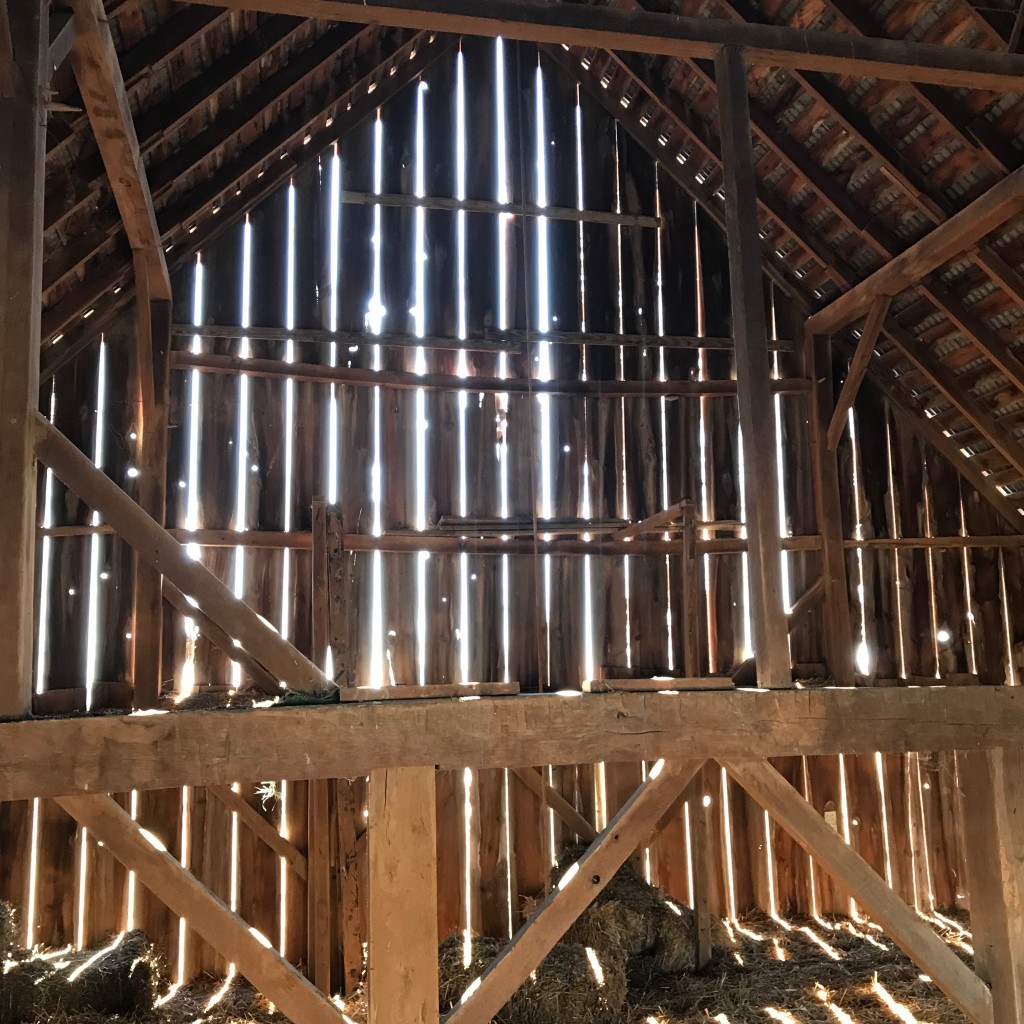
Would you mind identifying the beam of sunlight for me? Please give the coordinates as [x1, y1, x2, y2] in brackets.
[84, 340, 109, 710]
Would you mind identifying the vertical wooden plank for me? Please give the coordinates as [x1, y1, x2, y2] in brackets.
[961, 747, 1024, 1022]
[308, 499, 332, 992]
[715, 45, 789, 688]
[0, 0, 46, 717]
[132, 276, 172, 708]
[368, 767, 439, 1024]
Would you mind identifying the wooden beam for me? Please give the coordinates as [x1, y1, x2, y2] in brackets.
[47, 11, 76, 72]
[723, 758, 994, 1024]
[511, 767, 599, 843]
[338, 682, 520, 702]
[717, 46, 790, 689]
[786, 576, 825, 632]
[961, 748, 1024, 1021]
[368, 767, 438, 1024]
[612, 500, 693, 541]
[6, 688, 1024, 802]
[68, 0, 170, 300]
[56, 794, 343, 1024]
[184, 0, 1024, 91]
[445, 759, 704, 1024]
[208, 785, 308, 881]
[805, 330, 856, 684]
[827, 296, 891, 451]
[131, 262, 172, 708]
[162, 581, 281, 695]
[33, 413, 332, 695]
[170, 351, 811, 398]
[0, 2, 14, 97]
[807, 168, 1024, 335]
[0, 0, 46, 718]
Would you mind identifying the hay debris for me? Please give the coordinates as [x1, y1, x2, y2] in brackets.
[552, 845, 731, 974]
[0, 930, 163, 1024]
[438, 934, 627, 1024]
[0, 904, 16, 958]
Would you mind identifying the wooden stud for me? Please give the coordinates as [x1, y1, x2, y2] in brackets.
[445, 760, 705, 1024]
[0, 0, 46, 718]
[56, 794, 344, 1024]
[805, 330, 856, 685]
[827, 295, 892, 451]
[367, 767, 439, 1024]
[724, 758, 994, 1024]
[716, 45, 790, 689]
[961, 748, 1024, 1022]
[183, 0, 1024, 92]
[33, 413, 332, 694]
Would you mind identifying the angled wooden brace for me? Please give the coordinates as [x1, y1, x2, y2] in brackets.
[444, 758, 706, 1024]
[722, 758, 994, 1024]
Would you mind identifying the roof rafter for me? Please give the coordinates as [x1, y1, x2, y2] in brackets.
[67, 0, 169, 300]
[185, 0, 1024, 91]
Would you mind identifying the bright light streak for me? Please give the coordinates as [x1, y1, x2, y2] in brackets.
[85, 340, 108, 709]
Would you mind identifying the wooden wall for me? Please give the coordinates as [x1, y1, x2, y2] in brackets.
[3, 37, 1021, 982]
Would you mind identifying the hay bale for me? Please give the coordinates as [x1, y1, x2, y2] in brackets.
[438, 934, 626, 1024]
[552, 844, 730, 974]
[0, 929, 163, 1024]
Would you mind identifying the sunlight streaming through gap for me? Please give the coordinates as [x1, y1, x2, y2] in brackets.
[180, 256, 206, 698]
[328, 146, 342, 506]
[414, 79, 430, 689]
[35, 385, 57, 696]
[84, 341, 108, 710]
[229, 217, 254, 690]
[847, 407, 871, 674]
[366, 112, 387, 689]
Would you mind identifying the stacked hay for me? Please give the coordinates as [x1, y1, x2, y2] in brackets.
[438, 934, 627, 1024]
[0, 929, 164, 1024]
[553, 845, 731, 973]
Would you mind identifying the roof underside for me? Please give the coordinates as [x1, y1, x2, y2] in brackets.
[43, 0, 1024, 525]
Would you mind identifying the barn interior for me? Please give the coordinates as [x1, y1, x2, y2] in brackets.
[2, 1, 1024, 1022]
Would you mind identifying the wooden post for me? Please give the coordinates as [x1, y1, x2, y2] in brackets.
[0, 0, 47, 717]
[961, 747, 1024, 1022]
[804, 329, 856, 685]
[132, 262, 172, 708]
[715, 46, 790, 688]
[367, 766, 439, 1024]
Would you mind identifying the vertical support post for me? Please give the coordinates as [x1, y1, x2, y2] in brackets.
[367, 766, 439, 1024]
[308, 499, 332, 993]
[691, 781, 714, 969]
[804, 328, 856, 685]
[0, 0, 47, 717]
[962, 747, 1024, 1022]
[715, 45, 790, 688]
[131, 259, 172, 708]
[681, 501, 702, 677]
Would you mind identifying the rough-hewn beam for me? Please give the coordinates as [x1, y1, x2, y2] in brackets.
[56, 794, 343, 1024]
[724, 758, 994, 1024]
[68, 0, 170, 300]
[47, 11, 76, 73]
[0, 0, 47, 718]
[5, 688, 1024, 801]
[718, 46, 791, 688]
[185, 0, 1024, 90]
[33, 413, 332, 696]
[807, 168, 1024, 334]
